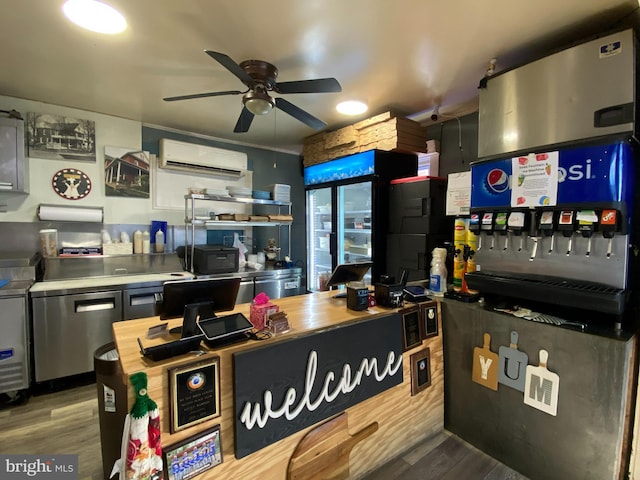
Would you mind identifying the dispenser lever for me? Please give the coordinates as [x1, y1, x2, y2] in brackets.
[530, 238, 538, 261]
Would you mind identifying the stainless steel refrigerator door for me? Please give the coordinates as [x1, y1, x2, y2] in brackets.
[479, 29, 634, 159]
[307, 187, 333, 291]
[32, 290, 123, 382]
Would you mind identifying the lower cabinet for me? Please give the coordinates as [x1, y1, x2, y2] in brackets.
[31, 290, 123, 382]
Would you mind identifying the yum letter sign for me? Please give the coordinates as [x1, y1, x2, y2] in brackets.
[233, 314, 404, 459]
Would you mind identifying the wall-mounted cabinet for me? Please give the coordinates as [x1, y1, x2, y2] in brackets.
[184, 193, 292, 272]
[0, 115, 28, 194]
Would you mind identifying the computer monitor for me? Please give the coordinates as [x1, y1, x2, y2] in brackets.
[159, 277, 241, 336]
[326, 262, 373, 298]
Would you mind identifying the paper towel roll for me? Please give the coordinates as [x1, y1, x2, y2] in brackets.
[38, 204, 103, 223]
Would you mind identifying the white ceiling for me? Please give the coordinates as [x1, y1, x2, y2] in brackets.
[0, 0, 637, 153]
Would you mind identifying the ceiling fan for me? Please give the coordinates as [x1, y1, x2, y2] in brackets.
[163, 50, 342, 133]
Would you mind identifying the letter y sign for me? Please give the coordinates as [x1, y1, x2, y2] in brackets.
[472, 332, 499, 390]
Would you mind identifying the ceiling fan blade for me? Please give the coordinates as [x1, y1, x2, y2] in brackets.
[276, 78, 342, 94]
[233, 107, 255, 133]
[205, 50, 254, 86]
[275, 98, 327, 130]
[163, 90, 243, 102]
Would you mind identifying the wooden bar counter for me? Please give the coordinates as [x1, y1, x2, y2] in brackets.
[112, 291, 444, 479]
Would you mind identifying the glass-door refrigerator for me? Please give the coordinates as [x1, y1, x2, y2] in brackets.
[305, 150, 417, 292]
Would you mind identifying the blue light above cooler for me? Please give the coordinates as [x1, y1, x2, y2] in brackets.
[470, 142, 633, 209]
[304, 151, 375, 186]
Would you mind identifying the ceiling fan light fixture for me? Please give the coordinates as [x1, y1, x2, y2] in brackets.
[243, 89, 275, 115]
[62, 0, 127, 34]
[336, 100, 368, 116]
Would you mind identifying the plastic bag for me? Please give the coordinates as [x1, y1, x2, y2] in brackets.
[233, 233, 248, 267]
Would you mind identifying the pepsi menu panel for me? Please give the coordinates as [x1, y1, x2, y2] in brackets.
[471, 142, 633, 210]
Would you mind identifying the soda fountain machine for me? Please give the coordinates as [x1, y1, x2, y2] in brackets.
[465, 141, 638, 329]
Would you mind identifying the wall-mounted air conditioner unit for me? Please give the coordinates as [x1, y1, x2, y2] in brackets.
[158, 138, 248, 178]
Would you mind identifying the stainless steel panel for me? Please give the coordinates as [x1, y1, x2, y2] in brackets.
[32, 290, 122, 382]
[0, 295, 29, 392]
[123, 285, 163, 320]
[474, 233, 629, 289]
[255, 274, 304, 299]
[236, 280, 254, 305]
[42, 253, 184, 281]
[478, 29, 635, 159]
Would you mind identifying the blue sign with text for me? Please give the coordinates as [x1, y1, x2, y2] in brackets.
[470, 142, 634, 209]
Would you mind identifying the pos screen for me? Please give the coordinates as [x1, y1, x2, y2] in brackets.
[159, 277, 241, 320]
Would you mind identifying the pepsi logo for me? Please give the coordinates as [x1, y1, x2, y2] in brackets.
[485, 168, 510, 194]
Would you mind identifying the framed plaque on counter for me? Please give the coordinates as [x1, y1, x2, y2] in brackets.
[168, 356, 220, 433]
[400, 305, 422, 351]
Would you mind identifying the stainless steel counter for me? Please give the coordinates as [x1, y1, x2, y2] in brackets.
[28, 254, 305, 382]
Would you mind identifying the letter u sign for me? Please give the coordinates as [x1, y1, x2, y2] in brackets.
[498, 331, 528, 392]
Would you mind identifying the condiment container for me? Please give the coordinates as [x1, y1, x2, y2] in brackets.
[39, 229, 58, 257]
[155, 230, 165, 253]
[133, 230, 143, 254]
[142, 231, 150, 254]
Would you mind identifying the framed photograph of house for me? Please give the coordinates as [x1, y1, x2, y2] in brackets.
[410, 347, 431, 396]
[26, 113, 96, 161]
[104, 146, 150, 197]
[163, 425, 223, 480]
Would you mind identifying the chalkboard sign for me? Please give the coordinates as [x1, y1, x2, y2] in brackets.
[233, 313, 403, 458]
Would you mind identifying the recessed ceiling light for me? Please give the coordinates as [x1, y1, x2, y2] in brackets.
[337, 100, 368, 116]
[63, 0, 127, 34]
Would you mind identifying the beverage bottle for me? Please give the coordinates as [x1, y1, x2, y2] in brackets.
[429, 248, 448, 296]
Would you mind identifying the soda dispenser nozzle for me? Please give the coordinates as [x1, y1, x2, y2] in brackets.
[576, 210, 598, 257]
[600, 209, 618, 259]
[558, 210, 575, 256]
[494, 212, 509, 250]
[480, 212, 495, 250]
[507, 211, 526, 252]
[529, 210, 540, 261]
[539, 211, 555, 254]
[469, 213, 482, 251]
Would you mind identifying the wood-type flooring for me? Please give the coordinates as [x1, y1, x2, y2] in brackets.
[0, 378, 528, 480]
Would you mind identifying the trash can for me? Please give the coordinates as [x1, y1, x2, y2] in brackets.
[94, 342, 128, 480]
